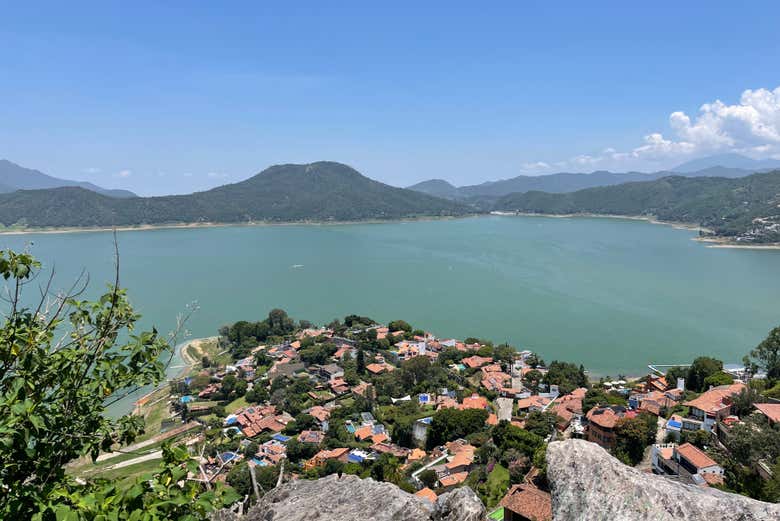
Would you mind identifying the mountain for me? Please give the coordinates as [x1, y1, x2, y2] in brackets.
[405, 179, 460, 199]
[407, 166, 758, 201]
[492, 170, 780, 243]
[0, 161, 472, 228]
[671, 153, 780, 173]
[0, 160, 137, 198]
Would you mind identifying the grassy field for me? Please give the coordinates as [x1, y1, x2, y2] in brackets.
[484, 464, 510, 508]
[225, 396, 248, 414]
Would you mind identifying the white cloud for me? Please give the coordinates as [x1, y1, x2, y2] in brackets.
[521, 161, 552, 172]
[115, 169, 132, 178]
[527, 85, 780, 172]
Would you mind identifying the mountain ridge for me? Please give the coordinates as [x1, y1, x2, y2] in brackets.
[492, 170, 780, 243]
[0, 161, 472, 228]
[0, 159, 137, 198]
[407, 164, 761, 200]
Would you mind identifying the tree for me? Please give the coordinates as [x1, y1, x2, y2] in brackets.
[687, 356, 723, 392]
[418, 469, 437, 489]
[703, 371, 734, 388]
[491, 421, 544, 458]
[749, 326, 780, 382]
[664, 366, 687, 388]
[543, 361, 588, 395]
[426, 408, 489, 449]
[523, 369, 543, 394]
[243, 441, 259, 459]
[0, 249, 234, 519]
[614, 413, 657, 465]
[356, 347, 366, 374]
[524, 411, 558, 439]
[388, 320, 412, 332]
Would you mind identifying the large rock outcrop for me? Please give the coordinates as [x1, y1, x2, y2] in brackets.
[241, 474, 485, 521]
[547, 439, 780, 520]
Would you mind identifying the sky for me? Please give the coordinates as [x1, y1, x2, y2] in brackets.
[2, 2, 780, 196]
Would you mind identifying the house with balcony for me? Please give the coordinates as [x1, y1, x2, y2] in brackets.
[651, 442, 724, 487]
[682, 383, 745, 432]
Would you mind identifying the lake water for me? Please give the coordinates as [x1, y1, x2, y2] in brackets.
[3, 215, 779, 382]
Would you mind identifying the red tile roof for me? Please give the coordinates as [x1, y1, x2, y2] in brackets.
[754, 403, 780, 423]
[499, 484, 552, 521]
[683, 383, 745, 415]
[676, 443, 718, 470]
[438, 471, 469, 487]
[414, 487, 438, 502]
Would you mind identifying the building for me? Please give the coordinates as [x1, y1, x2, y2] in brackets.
[586, 406, 633, 449]
[304, 447, 350, 470]
[652, 442, 724, 486]
[683, 383, 745, 431]
[414, 487, 438, 503]
[754, 403, 780, 426]
[499, 484, 552, 521]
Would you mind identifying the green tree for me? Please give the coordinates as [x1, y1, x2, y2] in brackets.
[687, 356, 723, 392]
[543, 361, 588, 395]
[356, 347, 366, 374]
[418, 469, 438, 488]
[703, 371, 734, 388]
[426, 408, 489, 449]
[614, 413, 657, 465]
[0, 249, 234, 519]
[524, 411, 558, 439]
[491, 421, 544, 457]
[749, 326, 780, 382]
[388, 320, 412, 332]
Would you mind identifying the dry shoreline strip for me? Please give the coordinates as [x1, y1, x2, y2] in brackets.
[0, 215, 468, 236]
[1, 212, 778, 250]
[491, 211, 780, 250]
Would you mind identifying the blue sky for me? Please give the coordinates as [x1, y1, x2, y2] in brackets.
[2, 2, 780, 195]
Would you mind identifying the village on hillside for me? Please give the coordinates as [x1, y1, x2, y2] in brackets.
[73, 310, 780, 520]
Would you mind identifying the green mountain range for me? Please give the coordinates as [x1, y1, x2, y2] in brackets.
[408, 165, 760, 200]
[0, 161, 471, 228]
[492, 170, 780, 243]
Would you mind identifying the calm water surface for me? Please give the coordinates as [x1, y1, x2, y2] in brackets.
[4, 215, 779, 381]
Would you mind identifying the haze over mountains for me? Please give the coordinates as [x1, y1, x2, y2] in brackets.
[407, 154, 780, 200]
[0, 160, 136, 198]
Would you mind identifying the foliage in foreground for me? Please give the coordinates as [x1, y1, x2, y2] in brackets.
[0, 249, 232, 519]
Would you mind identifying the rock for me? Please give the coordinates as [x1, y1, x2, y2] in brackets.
[241, 474, 485, 521]
[434, 487, 485, 521]
[546, 439, 780, 521]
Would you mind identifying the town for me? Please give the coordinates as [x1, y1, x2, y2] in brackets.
[72, 309, 780, 520]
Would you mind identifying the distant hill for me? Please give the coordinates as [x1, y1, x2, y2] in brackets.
[492, 170, 780, 243]
[0, 160, 137, 198]
[407, 165, 758, 201]
[671, 153, 780, 173]
[0, 161, 472, 228]
[406, 179, 460, 199]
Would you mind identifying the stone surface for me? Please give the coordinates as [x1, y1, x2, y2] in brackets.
[241, 474, 485, 521]
[547, 439, 780, 521]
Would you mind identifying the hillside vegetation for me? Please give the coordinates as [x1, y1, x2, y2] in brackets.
[0, 162, 471, 228]
[493, 171, 780, 243]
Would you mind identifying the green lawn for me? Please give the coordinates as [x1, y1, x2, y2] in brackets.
[485, 464, 510, 508]
[225, 396, 248, 413]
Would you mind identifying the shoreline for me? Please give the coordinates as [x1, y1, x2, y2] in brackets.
[0, 214, 474, 236]
[491, 211, 780, 250]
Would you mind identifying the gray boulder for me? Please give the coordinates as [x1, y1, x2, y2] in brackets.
[547, 439, 780, 520]
[240, 474, 485, 521]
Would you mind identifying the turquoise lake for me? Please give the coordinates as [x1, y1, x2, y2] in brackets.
[3, 215, 779, 381]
